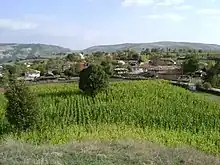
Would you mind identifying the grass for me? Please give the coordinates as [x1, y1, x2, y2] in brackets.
[1, 139, 220, 165]
[196, 92, 220, 101]
[1, 80, 220, 155]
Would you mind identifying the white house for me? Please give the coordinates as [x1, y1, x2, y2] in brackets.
[118, 60, 126, 65]
[79, 53, 85, 60]
[114, 68, 128, 75]
[131, 67, 145, 74]
[25, 70, 40, 80]
[24, 62, 33, 68]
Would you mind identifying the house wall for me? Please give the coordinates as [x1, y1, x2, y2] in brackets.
[25, 73, 40, 80]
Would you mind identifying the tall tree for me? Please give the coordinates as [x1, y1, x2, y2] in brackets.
[182, 54, 199, 74]
[79, 64, 109, 98]
[5, 78, 39, 131]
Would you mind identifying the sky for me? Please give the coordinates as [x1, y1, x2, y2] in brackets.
[0, 0, 220, 49]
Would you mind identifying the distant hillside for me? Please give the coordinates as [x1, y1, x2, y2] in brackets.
[83, 41, 220, 53]
[0, 43, 71, 63]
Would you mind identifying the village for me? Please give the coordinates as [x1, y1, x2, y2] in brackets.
[0, 49, 212, 91]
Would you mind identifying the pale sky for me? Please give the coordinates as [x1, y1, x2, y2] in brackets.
[0, 0, 220, 49]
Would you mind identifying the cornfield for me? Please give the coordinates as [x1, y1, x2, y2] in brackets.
[0, 80, 220, 153]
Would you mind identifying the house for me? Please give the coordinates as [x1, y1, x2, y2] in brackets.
[114, 68, 128, 75]
[24, 62, 33, 68]
[160, 58, 177, 65]
[149, 57, 176, 66]
[127, 60, 139, 66]
[194, 70, 206, 77]
[0, 73, 2, 77]
[45, 71, 54, 77]
[118, 60, 126, 65]
[25, 70, 40, 80]
[131, 67, 145, 74]
[79, 53, 85, 60]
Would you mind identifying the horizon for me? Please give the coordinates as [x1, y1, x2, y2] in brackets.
[0, 0, 220, 49]
[1, 41, 220, 50]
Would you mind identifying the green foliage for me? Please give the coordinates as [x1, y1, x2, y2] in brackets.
[100, 61, 113, 76]
[92, 51, 104, 58]
[204, 61, 220, 88]
[203, 82, 212, 89]
[52, 70, 60, 75]
[183, 54, 199, 74]
[195, 81, 203, 89]
[65, 53, 80, 62]
[64, 67, 77, 77]
[79, 64, 109, 97]
[4, 78, 39, 131]
[4, 65, 17, 75]
[1, 81, 220, 154]
[33, 63, 46, 76]
[210, 75, 220, 88]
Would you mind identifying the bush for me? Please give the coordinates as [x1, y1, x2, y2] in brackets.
[52, 70, 60, 75]
[79, 64, 109, 97]
[5, 78, 39, 131]
[196, 82, 203, 89]
[203, 82, 212, 90]
[64, 67, 77, 77]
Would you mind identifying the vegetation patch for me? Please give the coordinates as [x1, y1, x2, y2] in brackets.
[1, 139, 220, 165]
[0, 80, 220, 154]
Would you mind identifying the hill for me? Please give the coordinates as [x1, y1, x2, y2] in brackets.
[83, 41, 220, 53]
[0, 43, 71, 63]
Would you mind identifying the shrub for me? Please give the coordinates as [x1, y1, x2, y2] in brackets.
[196, 82, 203, 89]
[5, 78, 39, 131]
[203, 82, 212, 90]
[64, 67, 77, 77]
[52, 70, 60, 75]
[79, 64, 109, 97]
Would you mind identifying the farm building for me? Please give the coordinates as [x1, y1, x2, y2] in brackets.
[25, 69, 40, 80]
[118, 60, 126, 65]
[114, 68, 128, 75]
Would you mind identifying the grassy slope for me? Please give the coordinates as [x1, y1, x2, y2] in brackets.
[1, 140, 220, 165]
[0, 80, 220, 155]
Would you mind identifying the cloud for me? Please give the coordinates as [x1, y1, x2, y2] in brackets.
[122, 0, 186, 7]
[145, 13, 185, 22]
[122, 0, 154, 7]
[0, 18, 37, 30]
[155, 0, 185, 6]
[196, 9, 220, 16]
[23, 14, 56, 22]
[174, 5, 193, 10]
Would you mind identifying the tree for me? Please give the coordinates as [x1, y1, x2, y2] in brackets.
[93, 51, 104, 58]
[5, 65, 16, 75]
[5, 78, 39, 131]
[38, 64, 46, 76]
[64, 67, 76, 77]
[65, 53, 79, 62]
[203, 61, 220, 88]
[52, 70, 60, 75]
[198, 49, 203, 53]
[182, 54, 199, 74]
[101, 61, 113, 76]
[79, 64, 109, 98]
